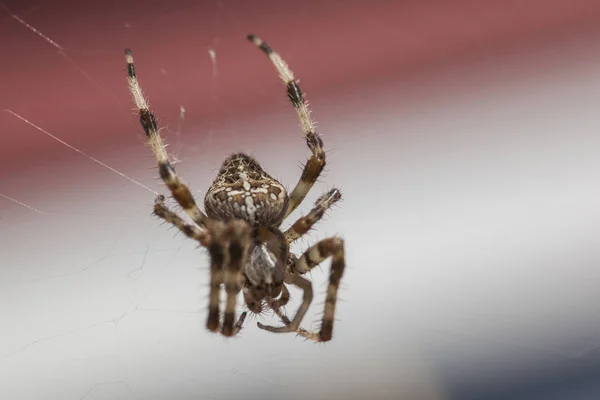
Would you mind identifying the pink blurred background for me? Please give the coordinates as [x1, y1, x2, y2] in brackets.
[3, 1, 600, 399]
[4, 0, 600, 171]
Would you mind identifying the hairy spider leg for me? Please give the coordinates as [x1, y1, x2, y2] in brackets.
[206, 221, 227, 332]
[221, 220, 250, 336]
[284, 188, 342, 244]
[269, 299, 321, 342]
[125, 49, 209, 227]
[295, 237, 345, 341]
[258, 237, 345, 342]
[153, 195, 210, 246]
[154, 200, 249, 335]
[247, 35, 326, 221]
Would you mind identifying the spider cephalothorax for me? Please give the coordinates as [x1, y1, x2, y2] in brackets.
[125, 35, 345, 342]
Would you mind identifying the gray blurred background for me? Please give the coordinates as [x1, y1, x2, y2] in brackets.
[2, 1, 600, 399]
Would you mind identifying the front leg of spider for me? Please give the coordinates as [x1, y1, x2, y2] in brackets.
[247, 34, 327, 221]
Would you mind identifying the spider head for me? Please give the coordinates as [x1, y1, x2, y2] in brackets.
[204, 153, 288, 226]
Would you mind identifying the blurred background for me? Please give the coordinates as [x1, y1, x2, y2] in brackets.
[2, 1, 600, 399]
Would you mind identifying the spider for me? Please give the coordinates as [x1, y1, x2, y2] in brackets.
[124, 34, 345, 342]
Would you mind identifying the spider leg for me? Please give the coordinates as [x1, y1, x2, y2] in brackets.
[266, 285, 322, 341]
[125, 49, 208, 227]
[269, 301, 321, 342]
[257, 272, 312, 335]
[259, 237, 345, 342]
[221, 220, 250, 336]
[283, 188, 342, 244]
[205, 220, 249, 336]
[153, 195, 210, 247]
[247, 35, 326, 220]
[206, 221, 227, 332]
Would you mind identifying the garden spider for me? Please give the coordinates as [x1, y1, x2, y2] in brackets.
[124, 34, 345, 342]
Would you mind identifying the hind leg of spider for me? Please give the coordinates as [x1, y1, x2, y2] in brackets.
[295, 237, 345, 341]
[268, 237, 346, 342]
[284, 188, 342, 244]
[269, 284, 291, 309]
[204, 220, 249, 335]
[153, 195, 210, 247]
[247, 35, 326, 219]
[221, 220, 250, 336]
[205, 221, 227, 332]
[125, 49, 208, 227]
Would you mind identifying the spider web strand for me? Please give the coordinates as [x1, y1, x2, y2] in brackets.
[5, 109, 158, 195]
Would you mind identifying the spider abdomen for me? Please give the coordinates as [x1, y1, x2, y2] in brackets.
[204, 153, 288, 226]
